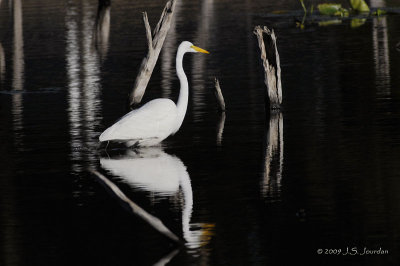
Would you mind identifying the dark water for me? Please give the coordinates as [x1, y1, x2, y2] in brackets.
[1, 0, 400, 265]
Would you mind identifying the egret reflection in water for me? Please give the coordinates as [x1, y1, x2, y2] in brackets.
[100, 147, 214, 249]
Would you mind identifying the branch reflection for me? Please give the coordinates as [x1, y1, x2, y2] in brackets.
[100, 147, 214, 250]
[261, 111, 284, 201]
[153, 249, 179, 266]
[216, 112, 225, 146]
[371, 0, 391, 98]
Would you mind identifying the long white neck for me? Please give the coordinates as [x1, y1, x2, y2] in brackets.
[173, 45, 189, 134]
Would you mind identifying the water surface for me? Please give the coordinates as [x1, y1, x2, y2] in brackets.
[0, 0, 400, 265]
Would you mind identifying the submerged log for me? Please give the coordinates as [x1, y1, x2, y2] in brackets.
[129, 0, 178, 107]
[253, 26, 282, 109]
[88, 168, 181, 243]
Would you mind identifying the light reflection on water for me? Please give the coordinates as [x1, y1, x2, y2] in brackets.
[371, 0, 391, 99]
[261, 111, 284, 201]
[100, 147, 214, 253]
[191, 0, 215, 119]
[66, 0, 106, 175]
[0, 0, 399, 265]
[11, 0, 24, 149]
[161, 0, 181, 99]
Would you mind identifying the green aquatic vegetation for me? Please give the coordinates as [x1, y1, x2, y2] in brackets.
[350, 18, 366, 28]
[317, 3, 341, 15]
[349, 0, 370, 12]
[299, 0, 307, 13]
[295, 0, 386, 29]
[372, 9, 387, 16]
[318, 4, 349, 17]
[297, 0, 308, 29]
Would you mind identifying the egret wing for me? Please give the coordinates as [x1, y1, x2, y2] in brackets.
[99, 99, 177, 142]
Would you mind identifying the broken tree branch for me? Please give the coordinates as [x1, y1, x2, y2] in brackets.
[88, 168, 181, 243]
[143, 12, 153, 52]
[253, 26, 282, 109]
[129, 0, 177, 107]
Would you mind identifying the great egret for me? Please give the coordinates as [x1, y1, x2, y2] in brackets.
[99, 41, 209, 147]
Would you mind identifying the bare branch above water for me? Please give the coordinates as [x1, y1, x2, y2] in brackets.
[129, 0, 178, 107]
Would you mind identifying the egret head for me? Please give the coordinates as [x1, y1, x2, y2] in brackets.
[180, 41, 209, 54]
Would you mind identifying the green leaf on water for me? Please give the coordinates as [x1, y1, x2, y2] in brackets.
[351, 18, 366, 28]
[318, 4, 349, 17]
[318, 3, 342, 15]
[349, 0, 370, 12]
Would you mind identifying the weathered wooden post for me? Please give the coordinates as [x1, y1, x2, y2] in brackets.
[129, 0, 178, 107]
[253, 26, 282, 109]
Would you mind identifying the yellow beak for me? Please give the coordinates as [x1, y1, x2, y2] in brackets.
[191, 45, 210, 54]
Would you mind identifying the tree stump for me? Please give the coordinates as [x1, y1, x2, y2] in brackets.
[254, 26, 282, 109]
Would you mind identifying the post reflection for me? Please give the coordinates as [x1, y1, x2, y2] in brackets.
[1, 1, 23, 264]
[161, 0, 181, 98]
[261, 111, 284, 201]
[0, 43, 5, 82]
[66, 1, 83, 173]
[100, 147, 214, 251]
[191, 0, 214, 119]
[371, 0, 391, 97]
[12, 0, 24, 148]
[94, 0, 111, 62]
[66, 0, 106, 173]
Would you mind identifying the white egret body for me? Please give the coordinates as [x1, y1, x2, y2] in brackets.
[99, 41, 209, 147]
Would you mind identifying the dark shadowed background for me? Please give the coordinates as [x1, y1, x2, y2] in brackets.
[0, 0, 399, 265]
